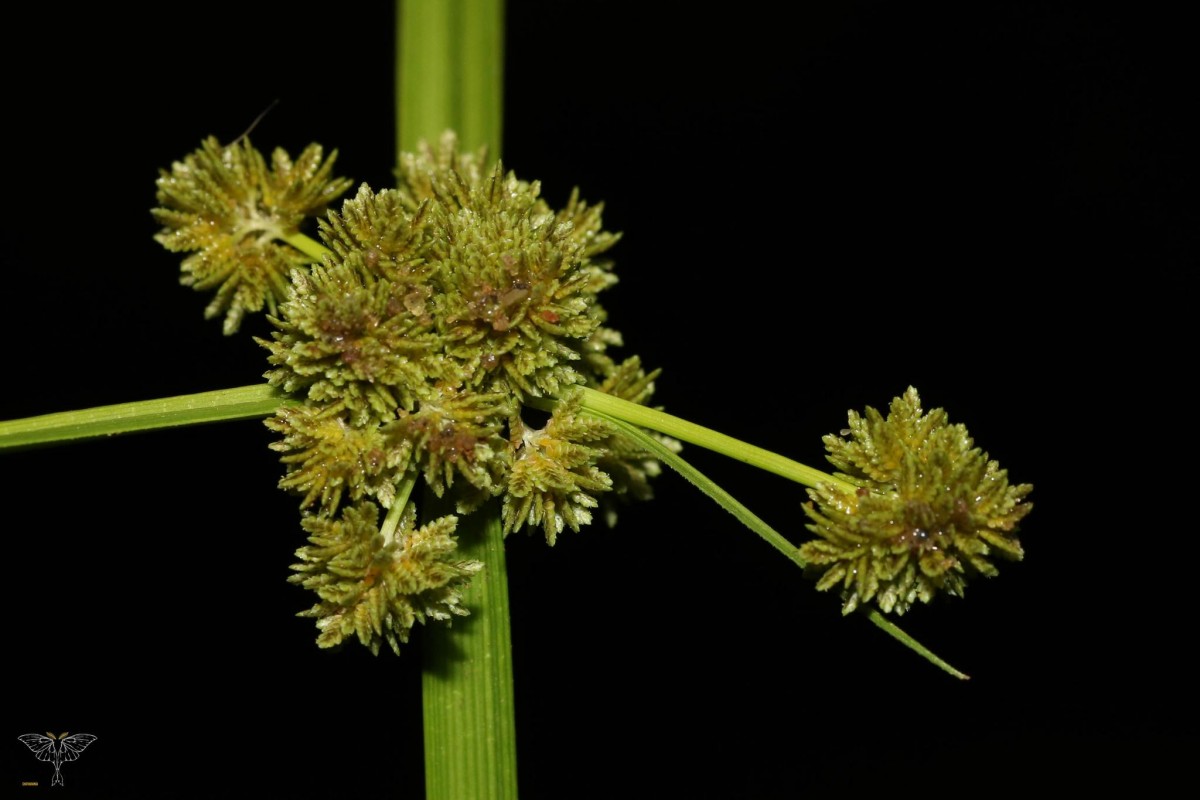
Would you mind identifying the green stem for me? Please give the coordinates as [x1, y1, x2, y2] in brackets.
[574, 388, 856, 493]
[422, 502, 519, 799]
[0, 385, 294, 450]
[380, 470, 418, 545]
[586, 408, 805, 569]
[281, 231, 333, 261]
[397, 0, 505, 157]
[398, 2, 515, 797]
[866, 610, 969, 680]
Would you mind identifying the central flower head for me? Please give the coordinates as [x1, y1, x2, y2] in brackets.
[262, 132, 624, 417]
[250, 133, 665, 652]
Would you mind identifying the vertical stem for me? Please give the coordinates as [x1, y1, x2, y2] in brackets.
[397, 2, 516, 797]
[397, 0, 452, 157]
[397, 0, 505, 157]
[421, 503, 519, 798]
[458, 0, 505, 158]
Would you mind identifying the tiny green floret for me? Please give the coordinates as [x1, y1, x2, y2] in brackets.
[504, 391, 614, 544]
[801, 388, 1032, 615]
[289, 502, 482, 655]
[153, 137, 353, 333]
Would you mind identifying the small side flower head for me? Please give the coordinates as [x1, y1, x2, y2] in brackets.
[153, 137, 352, 333]
[503, 390, 614, 544]
[289, 502, 482, 655]
[801, 388, 1032, 615]
[265, 401, 402, 515]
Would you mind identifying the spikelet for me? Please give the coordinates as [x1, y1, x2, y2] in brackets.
[153, 137, 352, 333]
[801, 388, 1032, 615]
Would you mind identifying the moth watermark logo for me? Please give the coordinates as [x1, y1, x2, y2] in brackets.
[17, 732, 98, 787]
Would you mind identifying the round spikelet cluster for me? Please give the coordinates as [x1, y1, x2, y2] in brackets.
[246, 132, 664, 651]
[155, 132, 668, 652]
[153, 137, 353, 334]
[800, 388, 1032, 615]
[289, 502, 482, 655]
[260, 131, 652, 513]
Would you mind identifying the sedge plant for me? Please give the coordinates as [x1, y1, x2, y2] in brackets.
[0, 3, 1032, 798]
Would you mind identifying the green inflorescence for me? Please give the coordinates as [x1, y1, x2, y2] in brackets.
[289, 502, 482, 655]
[157, 133, 668, 653]
[801, 388, 1032, 615]
[153, 137, 354, 334]
[152, 133, 1033, 662]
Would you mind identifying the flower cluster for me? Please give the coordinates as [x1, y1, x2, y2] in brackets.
[153, 137, 353, 333]
[289, 502, 482, 654]
[156, 133, 666, 652]
[801, 388, 1032, 615]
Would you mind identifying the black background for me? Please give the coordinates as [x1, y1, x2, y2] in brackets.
[4, 3, 1194, 797]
